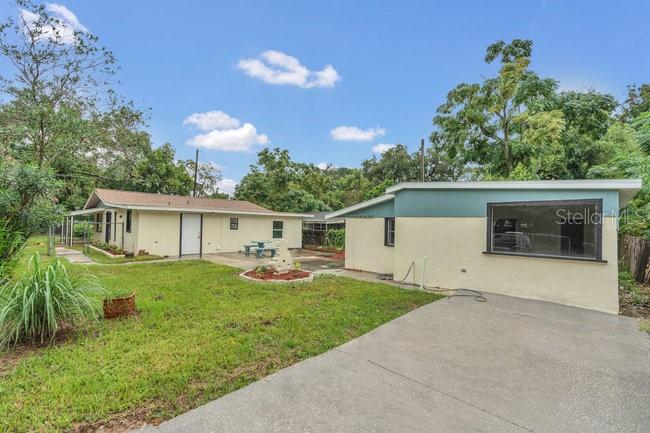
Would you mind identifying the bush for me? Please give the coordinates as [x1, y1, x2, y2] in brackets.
[74, 222, 93, 238]
[326, 229, 345, 250]
[91, 241, 125, 255]
[0, 253, 107, 347]
[0, 223, 24, 281]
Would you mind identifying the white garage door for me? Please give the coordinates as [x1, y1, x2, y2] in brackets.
[181, 214, 201, 255]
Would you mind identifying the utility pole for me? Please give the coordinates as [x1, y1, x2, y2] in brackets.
[420, 138, 425, 181]
[192, 148, 199, 197]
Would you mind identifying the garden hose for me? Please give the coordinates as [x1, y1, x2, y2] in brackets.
[381, 260, 487, 303]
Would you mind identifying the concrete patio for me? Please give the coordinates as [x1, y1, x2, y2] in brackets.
[203, 249, 344, 273]
[134, 292, 650, 433]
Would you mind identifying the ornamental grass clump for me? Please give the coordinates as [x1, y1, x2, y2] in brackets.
[0, 253, 107, 348]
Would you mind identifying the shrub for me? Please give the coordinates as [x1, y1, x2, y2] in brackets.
[0, 223, 24, 281]
[91, 241, 125, 255]
[326, 229, 345, 250]
[73, 222, 93, 238]
[0, 253, 107, 347]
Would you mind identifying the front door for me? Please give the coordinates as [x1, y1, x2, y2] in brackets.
[105, 211, 112, 243]
[180, 213, 201, 255]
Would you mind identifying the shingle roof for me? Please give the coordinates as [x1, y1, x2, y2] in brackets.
[85, 188, 275, 214]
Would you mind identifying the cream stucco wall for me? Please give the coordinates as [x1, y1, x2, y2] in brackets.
[390, 217, 619, 314]
[137, 211, 181, 257]
[202, 214, 302, 253]
[344, 218, 394, 274]
[130, 211, 303, 256]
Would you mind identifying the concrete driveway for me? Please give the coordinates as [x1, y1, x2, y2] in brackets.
[137, 293, 650, 433]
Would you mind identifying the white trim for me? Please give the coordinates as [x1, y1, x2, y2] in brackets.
[82, 202, 309, 218]
[386, 179, 642, 193]
[326, 194, 394, 220]
[68, 208, 105, 216]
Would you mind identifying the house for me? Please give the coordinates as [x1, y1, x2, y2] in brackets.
[67, 189, 308, 256]
[302, 211, 345, 246]
[326, 179, 643, 314]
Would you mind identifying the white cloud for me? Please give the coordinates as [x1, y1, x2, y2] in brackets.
[217, 178, 238, 195]
[183, 111, 241, 131]
[186, 123, 268, 152]
[20, 3, 88, 44]
[330, 126, 386, 142]
[46, 4, 88, 32]
[184, 110, 269, 152]
[237, 50, 340, 89]
[371, 143, 396, 154]
[316, 162, 331, 170]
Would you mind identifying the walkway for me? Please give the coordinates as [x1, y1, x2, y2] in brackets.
[54, 246, 94, 264]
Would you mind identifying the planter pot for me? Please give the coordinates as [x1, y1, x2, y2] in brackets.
[103, 293, 136, 319]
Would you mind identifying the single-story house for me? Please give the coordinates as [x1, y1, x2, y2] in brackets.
[326, 179, 643, 314]
[303, 211, 345, 231]
[68, 189, 308, 257]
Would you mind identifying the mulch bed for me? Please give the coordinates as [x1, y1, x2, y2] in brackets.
[243, 269, 311, 281]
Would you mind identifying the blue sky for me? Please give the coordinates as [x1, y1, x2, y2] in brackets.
[2, 1, 649, 193]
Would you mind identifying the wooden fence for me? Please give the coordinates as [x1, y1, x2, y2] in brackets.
[620, 235, 650, 284]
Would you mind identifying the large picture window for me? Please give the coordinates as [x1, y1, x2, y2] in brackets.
[486, 199, 603, 261]
[272, 221, 284, 239]
[384, 217, 395, 246]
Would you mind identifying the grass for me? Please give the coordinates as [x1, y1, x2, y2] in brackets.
[0, 258, 441, 432]
[640, 319, 650, 335]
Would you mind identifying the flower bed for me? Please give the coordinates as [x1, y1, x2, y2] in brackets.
[91, 241, 126, 257]
[240, 268, 313, 283]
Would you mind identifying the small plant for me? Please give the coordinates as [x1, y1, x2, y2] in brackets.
[326, 229, 345, 250]
[293, 260, 302, 270]
[253, 265, 268, 276]
[640, 319, 650, 336]
[91, 241, 125, 255]
[0, 253, 107, 347]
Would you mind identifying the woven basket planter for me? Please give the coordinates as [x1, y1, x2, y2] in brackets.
[103, 293, 136, 319]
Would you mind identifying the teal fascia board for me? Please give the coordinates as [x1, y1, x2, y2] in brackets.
[393, 189, 620, 217]
[346, 199, 395, 218]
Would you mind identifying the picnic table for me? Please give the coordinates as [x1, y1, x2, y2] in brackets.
[244, 240, 278, 258]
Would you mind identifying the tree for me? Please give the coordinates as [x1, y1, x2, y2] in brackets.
[362, 145, 418, 183]
[588, 122, 650, 236]
[620, 83, 650, 122]
[0, 0, 116, 170]
[235, 148, 330, 212]
[432, 39, 558, 178]
[184, 159, 224, 197]
[128, 144, 193, 195]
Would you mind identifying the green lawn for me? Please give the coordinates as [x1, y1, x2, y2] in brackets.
[0, 258, 441, 432]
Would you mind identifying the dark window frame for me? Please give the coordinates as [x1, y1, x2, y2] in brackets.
[95, 213, 103, 232]
[230, 217, 239, 230]
[384, 217, 395, 247]
[126, 210, 132, 233]
[485, 198, 604, 262]
[272, 220, 284, 239]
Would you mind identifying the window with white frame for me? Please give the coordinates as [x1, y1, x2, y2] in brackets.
[273, 221, 284, 239]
